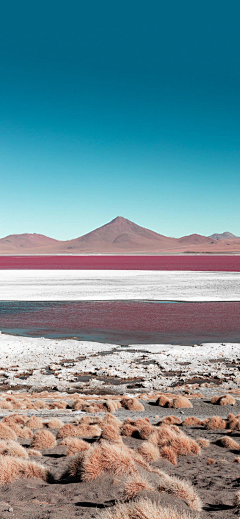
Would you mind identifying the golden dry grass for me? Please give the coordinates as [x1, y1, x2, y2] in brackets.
[234, 490, 240, 507]
[122, 475, 153, 501]
[101, 424, 121, 443]
[234, 456, 240, 463]
[211, 394, 236, 405]
[60, 437, 90, 456]
[182, 417, 202, 426]
[171, 396, 193, 409]
[0, 440, 28, 458]
[158, 473, 202, 511]
[215, 436, 240, 450]
[156, 395, 171, 407]
[10, 424, 33, 439]
[26, 416, 43, 429]
[0, 455, 49, 484]
[206, 458, 215, 465]
[28, 449, 42, 457]
[162, 416, 182, 425]
[31, 430, 57, 450]
[137, 441, 160, 462]
[204, 416, 226, 430]
[3, 414, 28, 426]
[226, 413, 240, 430]
[160, 446, 178, 465]
[98, 498, 194, 519]
[197, 437, 210, 448]
[120, 397, 144, 412]
[0, 423, 17, 441]
[47, 418, 64, 429]
[150, 425, 200, 458]
[57, 423, 102, 440]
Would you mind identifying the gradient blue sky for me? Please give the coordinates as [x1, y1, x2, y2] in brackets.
[0, 1, 240, 239]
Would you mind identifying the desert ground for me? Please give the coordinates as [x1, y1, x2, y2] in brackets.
[0, 334, 239, 517]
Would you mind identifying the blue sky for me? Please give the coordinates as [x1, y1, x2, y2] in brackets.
[0, 0, 239, 239]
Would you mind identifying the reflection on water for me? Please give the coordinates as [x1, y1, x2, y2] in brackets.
[0, 300, 240, 345]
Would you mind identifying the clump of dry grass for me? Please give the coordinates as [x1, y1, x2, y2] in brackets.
[47, 418, 64, 429]
[162, 416, 182, 425]
[150, 424, 200, 459]
[215, 436, 240, 450]
[160, 446, 178, 465]
[31, 430, 57, 450]
[156, 395, 172, 407]
[122, 475, 153, 501]
[57, 423, 102, 440]
[158, 473, 202, 511]
[171, 396, 193, 409]
[66, 441, 137, 482]
[234, 456, 240, 463]
[28, 449, 42, 457]
[197, 437, 210, 448]
[121, 397, 144, 412]
[26, 416, 43, 430]
[204, 416, 226, 430]
[206, 458, 215, 465]
[226, 413, 240, 430]
[101, 424, 121, 443]
[72, 398, 86, 411]
[0, 401, 13, 409]
[0, 423, 17, 441]
[137, 442, 160, 463]
[3, 414, 28, 427]
[98, 498, 194, 519]
[211, 394, 236, 406]
[60, 437, 90, 456]
[0, 440, 28, 458]
[120, 421, 138, 437]
[0, 455, 50, 484]
[182, 416, 202, 426]
[10, 424, 33, 439]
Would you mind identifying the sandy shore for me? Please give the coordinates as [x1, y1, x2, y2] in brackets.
[0, 333, 239, 394]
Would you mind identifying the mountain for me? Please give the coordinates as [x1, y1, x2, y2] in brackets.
[209, 232, 238, 240]
[0, 218, 240, 254]
[52, 217, 177, 253]
[0, 233, 59, 252]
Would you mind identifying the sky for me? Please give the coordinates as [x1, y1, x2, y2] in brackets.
[0, 0, 240, 239]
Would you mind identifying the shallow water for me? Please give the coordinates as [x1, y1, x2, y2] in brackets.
[0, 300, 240, 345]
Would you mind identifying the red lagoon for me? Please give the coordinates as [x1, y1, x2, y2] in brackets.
[0, 255, 240, 271]
[0, 301, 240, 344]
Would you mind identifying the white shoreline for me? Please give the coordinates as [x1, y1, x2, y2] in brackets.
[0, 270, 240, 301]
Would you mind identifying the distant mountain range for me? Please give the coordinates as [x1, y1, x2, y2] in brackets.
[0, 217, 239, 254]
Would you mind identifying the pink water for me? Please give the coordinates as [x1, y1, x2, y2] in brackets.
[1, 301, 240, 344]
[0, 255, 239, 270]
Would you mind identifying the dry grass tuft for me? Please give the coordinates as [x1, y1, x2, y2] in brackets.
[57, 423, 102, 440]
[31, 430, 57, 450]
[171, 396, 193, 409]
[182, 416, 202, 426]
[204, 416, 226, 430]
[66, 441, 137, 482]
[3, 414, 28, 426]
[0, 455, 50, 484]
[11, 424, 33, 439]
[158, 473, 202, 511]
[120, 422, 138, 437]
[26, 416, 43, 430]
[137, 442, 160, 462]
[197, 437, 210, 448]
[28, 449, 42, 457]
[98, 498, 194, 519]
[162, 416, 182, 425]
[61, 437, 90, 456]
[215, 436, 240, 450]
[160, 446, 178, 465]
[234, 456, 240, 463]
[226, 413, 240, 430]
[120, 397, 144, 412]
[122, 475, 153, 501]
[0, 440, 28, 458]
[0, 401, 13, 409]
[101, 424, 121, 443]
[47, 418, 64, 429]
[150, 424, 200, 458]
[206, 458, 215, 465]
[211, 394, 236, 406]
[0, 423, 17, 441]
[156, 395, 171, 407]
